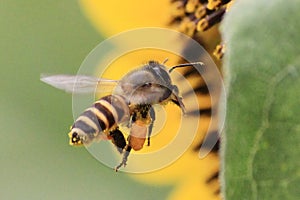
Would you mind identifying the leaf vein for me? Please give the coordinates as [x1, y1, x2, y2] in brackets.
[246, 63, 298, 200]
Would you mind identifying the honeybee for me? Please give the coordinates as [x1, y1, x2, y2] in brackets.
[41, 60, 203, 171]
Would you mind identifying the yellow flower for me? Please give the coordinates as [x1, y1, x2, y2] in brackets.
[79, 0, 228, 199]
[79, 0, 171, 36]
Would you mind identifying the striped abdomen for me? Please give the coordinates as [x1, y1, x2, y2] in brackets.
[69, 95, 129, 146]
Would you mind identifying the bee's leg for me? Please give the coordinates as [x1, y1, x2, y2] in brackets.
[109, 128, 126, 153]
[171, 85, 186, 114]
[115, 145, 132, 172]
[147, 107, 156, 146]
[128, 112, 137, 128]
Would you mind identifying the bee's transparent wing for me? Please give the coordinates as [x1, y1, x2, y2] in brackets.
[40, 74, 119, 94]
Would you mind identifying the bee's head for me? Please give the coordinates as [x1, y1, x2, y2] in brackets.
[68, 128, 88, 146]
[117, 61, 174, 104]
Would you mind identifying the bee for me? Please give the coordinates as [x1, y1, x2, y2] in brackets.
[41, 60, 203, 171]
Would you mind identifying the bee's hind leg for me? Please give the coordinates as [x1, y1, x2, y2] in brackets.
[115, 145, 132, 172]
[147, 107, 155, 146]
[110, 128, 126, 153]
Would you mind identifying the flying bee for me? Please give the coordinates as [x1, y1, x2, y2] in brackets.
[41, 60, 203, 171]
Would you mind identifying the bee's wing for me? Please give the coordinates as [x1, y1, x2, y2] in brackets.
[40, 74, 119, 94]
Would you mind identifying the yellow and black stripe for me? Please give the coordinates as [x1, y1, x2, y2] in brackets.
[69, 95, 129, 146]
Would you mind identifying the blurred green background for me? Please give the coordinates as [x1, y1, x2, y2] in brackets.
[0, 1, 170, 199]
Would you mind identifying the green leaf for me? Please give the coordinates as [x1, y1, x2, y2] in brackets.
[221, 0, 300, 199]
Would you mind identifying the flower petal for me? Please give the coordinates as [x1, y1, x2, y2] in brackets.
[79, 0, 171, 35]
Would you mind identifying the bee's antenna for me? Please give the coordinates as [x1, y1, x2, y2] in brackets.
[168, 62, 204, 73]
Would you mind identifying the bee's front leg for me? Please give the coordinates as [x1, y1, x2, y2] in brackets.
[147, 107, 155, 146]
